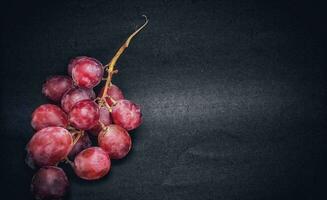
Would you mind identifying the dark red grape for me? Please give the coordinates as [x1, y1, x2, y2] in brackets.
[61, 88, 95, 113]
[68, 100, 99, 130]
[73, 147, 111, 180]
[111, 99, 142, 131]
[31, 104, 68, 131]
[26, 16, 148, 199]
[67, 56, 88, 76]
[42, 75, 74, 102]
[98, 84, 124, 106]
[26, 127, 73, 167]
[98, 124, 131, 159]
[89, 106, 112, 136]
[71, 57, 104, 88]
[68, 133, 92, 160]
[31, 166, 69, 200]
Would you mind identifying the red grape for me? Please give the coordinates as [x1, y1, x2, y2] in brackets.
[26, 127, 73, 167]
[89, 106, 112, 136]
[31, 166, 69, 200]
[111, 99, 142, 131]
[73, 147, 110, 180]
[98, 84, 124, 106]
[71, 57, 104, 88]
[61, 88, 95, 113]
[68, 133, 92, 160]
[42, 75, 74, 102]
[31, 104, 68, 131]
[67, 56, 88, 76]
[25, 16, 148, 199]
[98, 124, 132, 159]
[68, 100, 99, 130]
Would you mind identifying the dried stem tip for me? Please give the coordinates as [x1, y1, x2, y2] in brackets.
[101, 15, 149, 99]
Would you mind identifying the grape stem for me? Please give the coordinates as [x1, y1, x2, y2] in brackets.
[72, 130, 84, 145]
[99, 121, 108, 131]
[101, 15, 149, 99]
[64, 157, 74, 167]
[103, 100, 112, 112]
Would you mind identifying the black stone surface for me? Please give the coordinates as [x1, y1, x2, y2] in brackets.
[1, 0, 326, 199]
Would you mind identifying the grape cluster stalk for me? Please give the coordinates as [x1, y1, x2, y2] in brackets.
[26, 16, 148, 200]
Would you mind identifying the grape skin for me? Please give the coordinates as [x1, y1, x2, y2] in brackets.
[73, 147, 111, 180]
[61, 88, 95, 113]
[67, 56, 88, 76]
[31, 104, 68, 131]
[111, 99, 142, 131]
[68, 100, 99, 130]
[26, 127, 73, 167]
[71, 57, 104, 89]
[31, 166, 69, 200]
[98, 124, 132, 159]
[42, 75, 74, 102]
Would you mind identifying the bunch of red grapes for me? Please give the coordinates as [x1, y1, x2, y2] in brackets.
[26, 16, 148, 200]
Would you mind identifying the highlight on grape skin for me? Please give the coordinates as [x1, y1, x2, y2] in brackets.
[61, 87, 96, 113]
[68, 99, 100, 130]
[25, 15, 148, 200]
[42, 75, 74, 102]
[67, 56, 88, 76]
[26, 127, 73, 167]
[31, 104, 68, 131]
[73, 147, 111, 180]
[71, 57, 104, 89]
[98, 124, 132, 159]
[111, 99, 143, 131]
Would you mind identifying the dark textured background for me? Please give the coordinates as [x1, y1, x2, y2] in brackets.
[1, 0, 326, 199]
